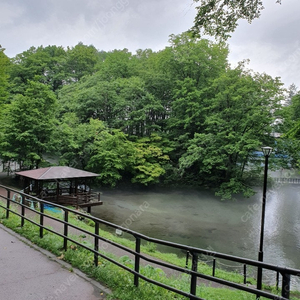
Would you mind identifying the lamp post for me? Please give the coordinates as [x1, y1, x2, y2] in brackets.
[257, 146, 273, 294]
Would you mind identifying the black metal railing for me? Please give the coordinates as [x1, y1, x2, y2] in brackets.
[0, 184, 299, 300]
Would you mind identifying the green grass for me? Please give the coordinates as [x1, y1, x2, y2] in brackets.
[46, 208, 248, 282]
[63, 210, 256, 286]
[0, 202, 299, 300]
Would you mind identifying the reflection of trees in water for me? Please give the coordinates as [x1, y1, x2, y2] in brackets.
[92, 187, 300, 275]
[0, 161, 20, 175]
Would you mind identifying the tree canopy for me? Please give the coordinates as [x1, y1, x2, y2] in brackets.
[0, 36, 291, 199]
[0, 81, 57, 169]
[192, 0, 282, 39]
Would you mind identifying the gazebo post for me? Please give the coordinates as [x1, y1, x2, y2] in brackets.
[56, 181, 60, 202]
[69, 180, 73, 195]
[75, 179, 78, 195]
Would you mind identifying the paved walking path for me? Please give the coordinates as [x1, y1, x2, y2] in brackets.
[0, 224, 111, 300]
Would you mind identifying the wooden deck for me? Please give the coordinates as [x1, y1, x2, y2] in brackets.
[41, 190, 103, 212]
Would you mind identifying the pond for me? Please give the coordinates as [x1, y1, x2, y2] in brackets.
[92, 183, 300, 279]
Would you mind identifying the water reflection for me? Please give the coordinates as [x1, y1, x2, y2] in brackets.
[92, 185, 300, 272]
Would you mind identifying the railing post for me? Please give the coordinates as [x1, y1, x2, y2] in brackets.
[276, 271, 279, 290]
[244, 264, 247, 284]
[94, 221, 99, 266]
[6, 190, 10, 219]
[186, 251, 190, 268]
[212, 259, 216, 277]
[64, 210, 69, 251]
[282, 272, 291, 299]
[134, 236, 141, 287]
[190, 252, 198, 299]
[21, 194, 25, 227]
[40, 202, 44, 238]
[257, 253, 263, 293]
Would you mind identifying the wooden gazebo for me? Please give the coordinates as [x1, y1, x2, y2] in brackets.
[15, 166, 102, 211]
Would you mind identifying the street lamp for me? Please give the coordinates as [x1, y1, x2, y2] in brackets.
[257, 146, 273, 294]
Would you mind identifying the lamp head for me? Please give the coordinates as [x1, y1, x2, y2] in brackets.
[261, 146, 273, 157]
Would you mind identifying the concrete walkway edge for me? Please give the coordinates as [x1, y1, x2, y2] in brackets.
[0, 223, 112, 300]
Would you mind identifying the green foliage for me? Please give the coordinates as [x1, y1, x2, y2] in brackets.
[65, 42, 100, 82]
[74, 79, 122, 124]
[144, 242, 157, 253]
[131, 134, 170, 185]
[10, 45, 67, 93]
[288, 93, 300, 123]
[0, 80, 57, 168]
[281, 92, 300, 168]
[0, 35, 288, 198]
[0, 46, 11, 141]
[167, 32, 228, 84]
[0, 46, 10, 106]
[96, 48, 137, 80]
[89, 131, 171, 187]
[52, 116, 105, 168]
[192, 0, 282, 40]
[178, 66, 284, 198]
[58, 74, 165, 136]
[169, 77, 204, 139]
[88, 128, 135, 186]
[284, 93, 300, 139]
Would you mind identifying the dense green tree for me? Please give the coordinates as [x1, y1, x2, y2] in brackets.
[168, 77, 204, 140]
[115, 77, 165, 136]
[65, 42, 100, 82]
[96, 49, 137, 80]
[59, 74, 165, 136]
[287, 93, 300, 123]
[52, 116, 106, 169]
[0, 38, 290, 198]
[131, 134, 170, 185]
[10, 45, 67, 93]
[88, 131, 169, 187]
[0, 81, 57, 168]
[165, 33, 229, 164]
[281, 92, 300, 167]
[10, 46, 41, 90]
[0, 46, 10, 105]
[74, 78, 121, 124]
[57, 70, 123, 123]
[50, 112, 81, 166]
[0, 46, 11, 157]
[134, 50, 175, 133]
[40, 45, 68, 91]
[9, 43, 100, 93]
[167, 32, 228, 85]
[88, 128, 135, 186]
[178, 66, 284, 198]
[286, 83, 298, 106]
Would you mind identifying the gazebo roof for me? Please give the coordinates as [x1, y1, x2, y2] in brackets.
[16, 166, 99, 181]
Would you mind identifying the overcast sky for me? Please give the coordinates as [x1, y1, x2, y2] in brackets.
[1, 0, 299, 88]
